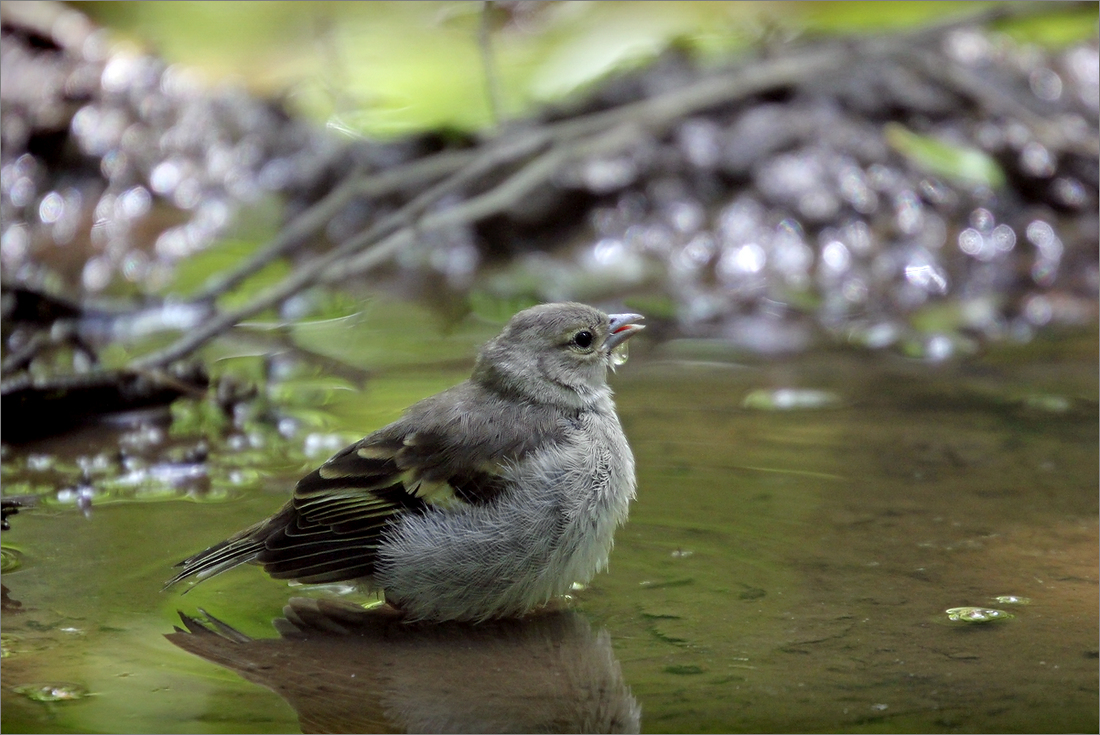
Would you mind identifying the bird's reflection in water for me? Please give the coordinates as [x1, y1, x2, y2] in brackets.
[167, 598, 640, 734]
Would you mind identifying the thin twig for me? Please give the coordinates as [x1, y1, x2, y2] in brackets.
[0, 332, 49, 375]
[335, 123, 649, 279]
[479, 1, 504, 128]
[193, 165, 370, 302]
[194, 148, 479, 302]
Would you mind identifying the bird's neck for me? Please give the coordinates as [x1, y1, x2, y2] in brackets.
[472, 356, 610, 414]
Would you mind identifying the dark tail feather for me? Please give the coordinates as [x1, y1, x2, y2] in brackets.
[164, 507, 295, 592]
[163, 535, 265, 592]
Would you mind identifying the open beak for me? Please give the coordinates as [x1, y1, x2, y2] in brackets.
[603, 312, 645, 352]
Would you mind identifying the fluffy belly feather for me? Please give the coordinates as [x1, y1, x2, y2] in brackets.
[376, 411, 635, 622]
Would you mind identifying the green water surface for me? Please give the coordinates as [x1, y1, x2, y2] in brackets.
[2, 334, 1097, 733]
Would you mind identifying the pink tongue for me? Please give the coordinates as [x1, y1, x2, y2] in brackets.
[613, 325, 631, 333]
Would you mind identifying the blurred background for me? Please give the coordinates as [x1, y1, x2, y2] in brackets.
[2, 2, 1097, 733]
[4, 0, 1097, 360]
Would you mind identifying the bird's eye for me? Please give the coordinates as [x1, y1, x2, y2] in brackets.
[572, 330, 594, 349]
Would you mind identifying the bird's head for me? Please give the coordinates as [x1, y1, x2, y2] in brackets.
[473, 303, 645, 410]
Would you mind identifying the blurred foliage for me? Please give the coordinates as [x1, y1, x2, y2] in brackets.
[73, 1, 1099, 138]
[466, 290, 542, 325]
[74, 1, 758, 135]
[798, 0, 1002, 33]
[167, 238, 291, 311]
[801, 0, 1097, 42]
[168, 393, 231, 439]
[159, 195, 287, 309]
[991, 2, 1100, 46]
[287, 297, 500, 371]
[884, 122, 1008, 189]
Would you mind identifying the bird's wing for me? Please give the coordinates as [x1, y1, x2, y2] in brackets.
[167, 383, 567, 589]
[254, 431, 513, 585]
[254, 384, 568, 585]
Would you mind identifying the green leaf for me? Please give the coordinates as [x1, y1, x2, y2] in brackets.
[994, 4, 1100, 48]
[885, 123, 1006, 189]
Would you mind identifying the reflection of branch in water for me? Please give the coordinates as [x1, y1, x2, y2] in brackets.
[167, 598, 640, 734]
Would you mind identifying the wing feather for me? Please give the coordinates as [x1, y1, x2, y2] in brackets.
[167, 380, 569, 590]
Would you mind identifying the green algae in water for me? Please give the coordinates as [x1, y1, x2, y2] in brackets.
[14, 683, 92, 703]
[1, 545, 24, 573]
[945, 606, 1014, 624]
[742, 388, 842, 410]
[3, 329, 1096, 734]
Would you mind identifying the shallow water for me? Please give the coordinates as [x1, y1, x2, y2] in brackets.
[2, 335, 1097, 733]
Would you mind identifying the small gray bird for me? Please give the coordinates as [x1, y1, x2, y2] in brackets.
[167, 302, 644, 622]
